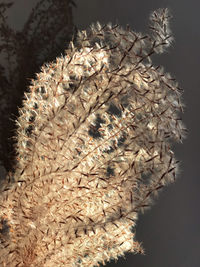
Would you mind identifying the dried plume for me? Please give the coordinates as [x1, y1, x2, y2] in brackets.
[0, 8, 186, 267]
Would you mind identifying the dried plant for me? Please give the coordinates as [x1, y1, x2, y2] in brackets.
[0, 7, 186, 267]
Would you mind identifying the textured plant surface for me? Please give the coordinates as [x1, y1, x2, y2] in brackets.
[0, 8, 186, 267]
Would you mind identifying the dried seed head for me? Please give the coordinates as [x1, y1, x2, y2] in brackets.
[0, 8, 186, 267]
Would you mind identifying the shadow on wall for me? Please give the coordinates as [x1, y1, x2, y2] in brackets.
[0, 0, 75, 173]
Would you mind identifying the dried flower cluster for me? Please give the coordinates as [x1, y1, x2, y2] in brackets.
[0, 8, 186, 267]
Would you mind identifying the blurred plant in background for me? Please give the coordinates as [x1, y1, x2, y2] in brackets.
[0, 3, 186, 267]
[0, 0, 75, 172]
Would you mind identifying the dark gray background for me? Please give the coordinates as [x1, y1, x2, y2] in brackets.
[5, 0, 200, 266]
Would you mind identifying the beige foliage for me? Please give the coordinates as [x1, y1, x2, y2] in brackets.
[0, 8, 186, 267]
